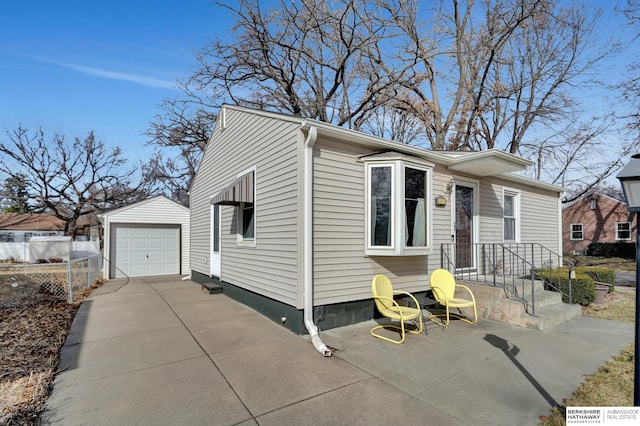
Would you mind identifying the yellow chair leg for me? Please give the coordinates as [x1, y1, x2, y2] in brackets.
[371, 314, 423, 344]
[428, 304, 477, 329]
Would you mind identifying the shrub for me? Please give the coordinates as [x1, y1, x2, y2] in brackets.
[536, 268, 595, 306]
[587, 242, 636, 259]
[574, 266, 615, 292]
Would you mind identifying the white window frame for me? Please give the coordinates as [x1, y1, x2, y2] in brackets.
[570, 223, 583, 241]
[616, 221, 631, 241]
[503, 189, 520, 242]
[236, 166, 257, 247]
[365, 155, 433, 256]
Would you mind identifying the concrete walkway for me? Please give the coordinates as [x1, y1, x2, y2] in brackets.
[42, 276, 634, 426]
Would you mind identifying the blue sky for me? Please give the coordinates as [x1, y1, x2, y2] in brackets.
[0, 1, 636, 168]
[0, 0, 225, 160]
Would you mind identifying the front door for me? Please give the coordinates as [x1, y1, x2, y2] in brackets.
[210, 204, 221, 277]
[453, 182, 477, 270]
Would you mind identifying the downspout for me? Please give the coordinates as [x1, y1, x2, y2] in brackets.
[303, 125, 332, 357]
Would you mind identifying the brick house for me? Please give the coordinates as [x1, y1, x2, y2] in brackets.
[562, 192, 637, 254]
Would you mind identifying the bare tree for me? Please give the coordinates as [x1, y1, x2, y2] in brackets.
[148, 0, 626, 198]
[360, 102, 425, 145]
[145, 98, 215, 205]
[186, 0, 410, 128]
[519, 114, 635, 202]
[618, 0, 640, 146]
[0, 127, 151, 237]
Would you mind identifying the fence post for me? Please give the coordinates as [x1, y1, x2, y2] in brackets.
[67, 260, 73, 303]
[87, 257, 91, 289]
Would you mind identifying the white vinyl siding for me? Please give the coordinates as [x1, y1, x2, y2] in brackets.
[189, 108, 302, 307]
[479, 178, 561, 253]
[313, 137, 433, 305]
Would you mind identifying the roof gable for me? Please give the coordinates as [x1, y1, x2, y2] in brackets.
[98, 195, 188, 221]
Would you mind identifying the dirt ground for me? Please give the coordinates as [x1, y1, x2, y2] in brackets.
[0, 274, 101, 425]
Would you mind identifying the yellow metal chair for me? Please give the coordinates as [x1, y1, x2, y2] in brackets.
[370, 274, 423, 344]
[429, 269, 478, 328]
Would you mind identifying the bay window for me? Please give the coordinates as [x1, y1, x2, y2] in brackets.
[365, 154, 433, 256]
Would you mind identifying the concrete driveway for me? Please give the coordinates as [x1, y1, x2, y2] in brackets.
[43, 276, 634, 426]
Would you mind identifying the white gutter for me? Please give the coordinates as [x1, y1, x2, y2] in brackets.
[303, 125, 332, 357]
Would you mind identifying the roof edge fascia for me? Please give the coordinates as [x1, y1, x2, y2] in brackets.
[499, 173, 565, 193]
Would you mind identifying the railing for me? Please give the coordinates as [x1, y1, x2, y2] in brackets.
[440, 243, 572, 317]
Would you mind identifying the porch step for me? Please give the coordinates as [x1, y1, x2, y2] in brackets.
[201, 282, 223, 294]
[457, 281, 581, 331]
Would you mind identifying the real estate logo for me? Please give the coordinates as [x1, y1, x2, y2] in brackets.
[566, 407, 640, 425]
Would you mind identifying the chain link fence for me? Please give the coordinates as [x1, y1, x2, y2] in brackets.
[0, 254, 103, 303]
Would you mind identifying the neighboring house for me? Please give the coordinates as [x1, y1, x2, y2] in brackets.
[562, 192, 637, 254]
[99, 195, 190, 279]
[0, 213, 100, 262]
[0, 213, 65, 242]
[189, 105, 564, 348]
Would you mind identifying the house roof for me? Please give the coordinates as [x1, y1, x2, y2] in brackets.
[0, 213, 66, 231]
[562, 191, 626, 210]
[219, 104, 564, 193]
[97, 195, 189, 223]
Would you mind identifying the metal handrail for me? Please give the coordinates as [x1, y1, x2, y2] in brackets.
[440, 243, 573, 317]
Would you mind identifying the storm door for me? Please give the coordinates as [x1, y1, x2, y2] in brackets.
[210, 204, 221, 277]
[453, 182, 477, 270]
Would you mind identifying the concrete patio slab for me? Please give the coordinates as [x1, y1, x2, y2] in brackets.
[55, 325, 203, 386]
[212, 339, 372, 417]
[43, 276, 634, 426]
[43, 356, 251, 426]
[256, 378, 465, 426]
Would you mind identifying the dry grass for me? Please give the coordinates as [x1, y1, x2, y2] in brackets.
[0, 274, 102, 425]
[564, 255, 636, 272]
[539, 288, 636, 425]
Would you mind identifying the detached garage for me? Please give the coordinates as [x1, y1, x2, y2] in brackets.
[99, 196, 190, 279]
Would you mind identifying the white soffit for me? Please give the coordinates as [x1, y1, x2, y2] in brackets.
[445, 150, 532, 176]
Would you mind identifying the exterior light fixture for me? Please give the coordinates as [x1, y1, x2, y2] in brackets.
[445, 177, 455, 194]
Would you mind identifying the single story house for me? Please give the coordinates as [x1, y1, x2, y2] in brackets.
[99, 195, 190, 279]
[0, 213, 65, 243]
[562, 192, 637, 254]
[189, 105, 564, 355]
[0, 213, 65, 242]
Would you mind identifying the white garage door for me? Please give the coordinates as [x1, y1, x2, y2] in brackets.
[114, 226, 179, 278]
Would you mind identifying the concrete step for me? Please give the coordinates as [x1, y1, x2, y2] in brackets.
[201, 282, 222, 294]
[458, 281, 581, 331]
[521, 288, 564, 310]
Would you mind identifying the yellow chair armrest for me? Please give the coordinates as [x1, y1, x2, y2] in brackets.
[455, 284, 476, 303]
